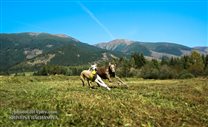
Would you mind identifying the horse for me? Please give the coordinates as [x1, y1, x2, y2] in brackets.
[95, 63, 116, 82]
[80, 69, 111, 90]
[89, 63, 127, 87]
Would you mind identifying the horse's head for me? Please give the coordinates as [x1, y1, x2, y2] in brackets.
[108, 63, 116, 77]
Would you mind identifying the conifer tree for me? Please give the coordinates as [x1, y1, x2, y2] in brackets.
[188, 51, 204, 75]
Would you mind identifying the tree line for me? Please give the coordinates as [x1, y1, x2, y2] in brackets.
[14, 50, 208, 79]
[115, 51, 208, 79]
[33, 65, 88, 76]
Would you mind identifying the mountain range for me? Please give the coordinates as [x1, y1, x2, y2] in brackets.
[96, 39, 208, 59]
[0, 32, 207, 72]
[0, 32, 119, 72]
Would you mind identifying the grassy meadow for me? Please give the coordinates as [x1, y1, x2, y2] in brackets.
[0, 75, 208, 127]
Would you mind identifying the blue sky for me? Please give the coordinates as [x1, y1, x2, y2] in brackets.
[1, 0, 207, 47]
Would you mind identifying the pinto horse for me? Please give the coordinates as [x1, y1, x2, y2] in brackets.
[95, 63, 116, 82]
[90, 63, 127, 87]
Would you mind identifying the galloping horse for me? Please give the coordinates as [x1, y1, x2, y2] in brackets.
[95, 63, 116, 82]
[90, 63, 127, 87]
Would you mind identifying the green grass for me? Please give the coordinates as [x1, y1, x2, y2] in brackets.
[0, 76, 208, 127]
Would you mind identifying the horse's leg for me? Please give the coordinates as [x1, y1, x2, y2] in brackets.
[80, 74, 85, 86]
[87, 79, 91, 88]
[106, 74, 112, 82]
[115, 75, 128, 87]
[95, 76, 111, 90]
[97, 83, 100, 87]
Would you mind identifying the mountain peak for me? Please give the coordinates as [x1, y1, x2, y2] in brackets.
[95, 39, 134, 51]
[25, 32, 80, 42]
[110, 39, 133, 46]
[53, 34, 69, 38]
[26, 32, 68, 38]
[52, 33, 80, 42]
[27, 32, 41, 36]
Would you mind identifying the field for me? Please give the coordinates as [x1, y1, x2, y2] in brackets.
[0, 76, 208, 127]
